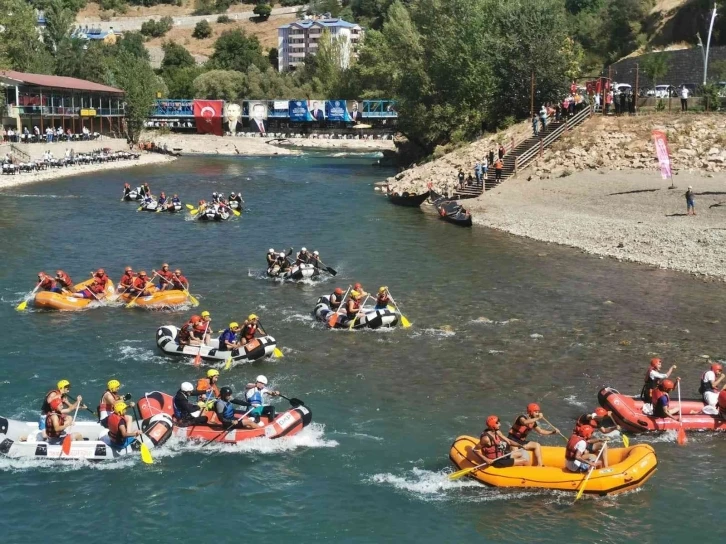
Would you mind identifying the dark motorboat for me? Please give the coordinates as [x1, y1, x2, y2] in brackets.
[387, 190, 430, 207]
[429, 188, 473, 227]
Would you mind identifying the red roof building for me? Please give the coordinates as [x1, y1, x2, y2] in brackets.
[1, 70, 125, 139]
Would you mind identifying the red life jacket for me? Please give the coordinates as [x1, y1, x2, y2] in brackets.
[194, 320, 209, 334]
[45, 412, 66, 438]
[376, 294, 389, 306]
[98, 391, 119, 418]
[575, 414, 597, 433]
[38, 277, 54, 290]
[242, 323, 258, 340]
[479, 431, 506, 459]
[509, 415, 534, 441]
[346, 300, 360, 318]
[107, 413, 126, 446]
[172, 275, 188, 289]
[159, 269, 174, 282]
[132, 276, 147, 290]
[56, 271, 72, 288]
[565, 434, 582, 461]
[89, 279, 106, 295]
[120, 272, 134, 287]
[41, 389, 61, 413]
[94, 273, 109, 284]
[651, 388, 669, 417]
[179, 323, 193, 342]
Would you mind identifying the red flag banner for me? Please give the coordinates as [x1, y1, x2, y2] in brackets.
[193, 100, 223, 136]
[652, 130, 672, 180]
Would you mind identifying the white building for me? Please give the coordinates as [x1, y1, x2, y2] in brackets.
[277, 18, 363, 72]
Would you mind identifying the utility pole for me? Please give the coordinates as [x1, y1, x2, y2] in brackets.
[530, 71, 535, 117]
[704, 4, 718, 84]
[635, 63, 639, 115]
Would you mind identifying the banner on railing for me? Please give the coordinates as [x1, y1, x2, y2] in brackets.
[651, 130, 672, 180]
[325, 100, 352, 122]
[193, 99, 223, 136]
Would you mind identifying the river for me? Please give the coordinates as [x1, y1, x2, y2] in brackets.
[1, 152, 725, 543]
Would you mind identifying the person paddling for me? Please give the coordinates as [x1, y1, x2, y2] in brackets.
[329, 287, 344, 310]
[212, 387, 257, 429]
[575, 407, 620, 438]
[239, 314, 262, 346]
[197, 369, 221, 405]
[39, 380, 83, 436]
[295, 247, 311, 265]
[171, 269, 189, 291]
[52, 270, 73, 293]
[173, 382, 209, 426]
[36, 271, 54, 291]
[244, 375, 280, 424]
[310, 250, 322, 269]
[118, 266, 135, 292]
[641, 358, 676, 403]
[196, 310, 213, 345]
[472, 415, 530, 468]
[98, 379, 134, 428]
[218, 322, 241, 351]
[103, 401, 142, 450]
[154, 263, 174, 291]
[266, 248, 277, 268]
[374, 286, 392, 309]
[652, 379, 681, 421]
[129, 271, 153, 297]
[507, 403, 556, 467]
[179, 314, 202, 346]
[565, 424, 606, 473]
[346, 290, 363, 322]
[72, 276, 106, 300]
[45, 398, 83, 443]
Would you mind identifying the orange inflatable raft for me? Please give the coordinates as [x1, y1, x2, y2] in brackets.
[120, 286, 189, 308]
[33, 278, 115, 311]
[449, 435, 657, 496]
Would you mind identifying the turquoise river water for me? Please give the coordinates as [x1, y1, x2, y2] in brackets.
[1, 152, 725, 543]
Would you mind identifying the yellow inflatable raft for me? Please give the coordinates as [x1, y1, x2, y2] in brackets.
[33, 278, 115, 311]
[449, 435, 657, 496]
[120, 286, 189, 308]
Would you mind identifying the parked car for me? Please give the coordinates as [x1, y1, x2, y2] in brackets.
[614, 83, 632, 93]
[717, 82, 726, 97]
[654, 85, 677, 98]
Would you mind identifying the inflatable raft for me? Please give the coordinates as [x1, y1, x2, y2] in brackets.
[229, 200, 243, 210]
[123, 190, 141, 201]
[313, 296, 400, 330]
[120, 286, 189, 309]
[0, 413, 173, 461]
[33, 278, 115, 311]
[449, 435, 657, 496]
[598, 387, 726, 433]
[156, 325, 277, 364]
[138, 391, 312, 443]
[158, 202, 183, 213]
[138, 200, 158, 212]
[267, 263, 320, 281]
[197, 207, 230, 221]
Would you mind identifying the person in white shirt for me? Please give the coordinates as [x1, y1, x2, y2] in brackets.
[641, 358, 676, 403]
[699, 362, 724, 410]
[680, 86, 689, 111]
[565, 424, 607, 473]
[244, 375, 280, 424]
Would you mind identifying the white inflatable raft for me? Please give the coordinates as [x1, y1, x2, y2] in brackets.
[267, 263, 320, 281]
[197, 206, 231, 221]
[156, 325, 277, 363]
[0, 413, 173, 461]
[313, 296, 400, 330]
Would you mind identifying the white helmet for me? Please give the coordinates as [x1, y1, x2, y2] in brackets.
[231, 192, 236, 196]
[212, 192, 217, 196]
[301, 247, 307, 252]
[219, 193, 225, 199]
[313, 250, 319, 256]
[278, 252, 285, 257]
[256, 375, 268, 385]
[268, 248, 275, 253]
[181, 381, 194, 392]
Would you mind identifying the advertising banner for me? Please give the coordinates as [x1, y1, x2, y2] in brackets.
[248, 100, 268, 135]
[289, 100, 312, 122]
[193, 99, 223, 136]
[347, 100, 362, 123]
[652, 130, 672, 180]
[325, 100, 352, 122]
[308, 99, 326, 121]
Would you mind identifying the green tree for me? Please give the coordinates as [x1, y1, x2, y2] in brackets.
[0, 0, 55, 73]
[192, 19, 213, 39]
[564, 0, 601, 15]
[210, 29, 266, 72]
[640, 52, 669, 88]
[253, 3, 272, 20]
[140, 16, 173, 37]
[192, 69, 248, 99]
[603, 0, 646, 63]
[161, 41, 195, 69]
[163, 65, 204, 98]
[116, 32, 150, 60]
[43, 0, 75, 52]
[268, 47, 279, 69]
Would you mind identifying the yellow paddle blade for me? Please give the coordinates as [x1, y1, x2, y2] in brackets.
[125, 301, 136, 308]
[575, 485, 586, 501]
[140, 443, 153, 464]
[16, 299, 28, 311]
[232, 209, 241, 216]
[400, 315, 411, 328]
[224, 355, 233, 371]
[273, 347, 284, 358]
[622, 434, 630, 448]
[137, 206, 143, 211]
[189, 208, 198, 215]
[187, 293, 200, 306]
[448, 466, 476, 480]
[185, 204, 195, 210]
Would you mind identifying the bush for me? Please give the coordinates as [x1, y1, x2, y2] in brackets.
[279, 0, 298, 5]
[140, 16, 174, 38]
[217, 14, 231, 23]
[702, 83, 722, 112]
[655, 99, 665, 112]
[192, 20, 213, 39]
[253, 3, 272, 20]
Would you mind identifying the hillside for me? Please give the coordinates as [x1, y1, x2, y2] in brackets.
[77, 1, 274, 21]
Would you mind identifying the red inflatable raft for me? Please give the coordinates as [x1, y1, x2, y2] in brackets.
[137, 391, 312, 443]
[598, 387, 726, 433]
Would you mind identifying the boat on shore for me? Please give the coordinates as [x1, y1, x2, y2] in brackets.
[387, 190, 430, 207]
[156, 325, 277, 364]
[429, 188, 473, 227]
[598, 387, 726, 433]
[137, 391, 312, 443]
[449, 435, 657, 496]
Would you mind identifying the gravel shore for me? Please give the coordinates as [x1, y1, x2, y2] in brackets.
[466, 169, 726, 281]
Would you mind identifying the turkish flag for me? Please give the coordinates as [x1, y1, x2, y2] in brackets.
[193, 100, 223, 136]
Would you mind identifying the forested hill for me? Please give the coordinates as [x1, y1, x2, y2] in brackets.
[1, 0, 723, 152]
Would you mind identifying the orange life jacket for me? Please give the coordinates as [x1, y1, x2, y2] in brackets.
[479, 431, 506, 459]
[107, 413, 126, 446]
[565, 434, 582, 461]
[242, 323, 258, 340]
[509, 415, 534, 441]
[45, 412, 66, 438]
[196, 378, 220, 399]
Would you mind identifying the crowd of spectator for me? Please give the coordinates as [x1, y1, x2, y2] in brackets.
[1, 148, 139, 175]
[1, 125, 100, 144]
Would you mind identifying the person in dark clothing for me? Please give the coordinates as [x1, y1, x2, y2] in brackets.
[457, 170, 465, 189]
[619, 92, 626, 116]
[212, 387, 257, 429]
[173, 382, 209, 425]
[488, 150, 495, 166]
[498, 145, 505, 159]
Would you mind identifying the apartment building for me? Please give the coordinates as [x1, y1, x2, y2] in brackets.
[277, 18, 363, 72]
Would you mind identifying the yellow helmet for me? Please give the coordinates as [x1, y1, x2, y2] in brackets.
[107, 379, 121, 392]
[207, 369, 220, 378]
[57, 379, 70, 390]
[378, 286, 388, 293]
[229, 322, 239, 329]
[350, 290, 361, 299]
[248, 314, 258, 321]
[113, 401, 127, 414]
[201, 311, 210, 318]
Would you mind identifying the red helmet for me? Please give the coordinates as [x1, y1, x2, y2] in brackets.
[712, 363, 723, 373]
[95, 268, 105, 276]
[334, 288, 343, 295]
[594, 407, 608, 418]
[662, 379, 675, 391]
[49, 398, 63, 412]
[527, 403, 540, 415]
[578, 424, 594, 439]
[38, 271, 46, 277]
[190, 315, 201, 324]
[125, 266, 133, 272]
[650, 358, 662, 368]
[486, 415, 499, 430]
[124, 183, 130, 187]
[354, 282, 362, 290]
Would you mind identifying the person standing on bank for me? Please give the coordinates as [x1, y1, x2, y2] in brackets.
[494, 158, 503, 182]
[680, 86, 689, 112]
[686, 186, 696, 215]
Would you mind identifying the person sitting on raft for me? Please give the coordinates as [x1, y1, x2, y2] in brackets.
[213, 387, 257, 429]
[641, 358, 676, 403]
[173, 382, 209, 426]
[575, 407, 620, 438]
[91, 268, 109, 285]
[153, 263, 174, 291]
[229, 192, 243, 206]
[651, 379, 681, 420]
[170, 194, 181, 209]
[45, 397, 83, 443]
[310, 250, 322, 268]
[197, 369, 221, 404]
[179, 315, 202, 346]
[374, 286, 391, 310]
[39, 380, 83, 436]
[196, 310, 213, 342]
[507, 403, 557, 467]
[266, 248, 277, 268]
[118, 266, 135, 292]
[700, 362, 724, 410]
[218, 322, 241, 351]
[37, 272, 55, 291]
[129, 271, 153, 297]
[140, 182, 151, 197]
[98, 379, 133, 428]
[157, 192, 167, 208]
[239, 314, 264, 346]
[473, 415, 530, 468]
[72, 276, 106, 300]
[295, 247, 311, 265]
[346, 290, 364, 322]
[104, 401, 142, 450]
[273, 252, 292, 274]
[353, 282, 369, 298]
[244, 375, 280, 423]
[123, 183, 131, 198]
[212, 191, 219, 203]
[565, 424, 607, 473]
[329, 287, 344, 310]
[51, 269, 73, 293]
[171, 269, 189, 291]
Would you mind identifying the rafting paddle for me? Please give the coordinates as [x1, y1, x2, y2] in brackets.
[155, 272, 199, 306]
[327, 286, 351, 328]
[125, 273, 158, 308]
[278, 394, 304, 408]
[574, 444, 606, 502]
[201, 405, 256, 447]
[622, 433, 630, 448]
[132, 407, 153, 464]
[16, 283, 42, 311]
[387, 293, 411, 328]
[677, 380, 687, 445]
[194, 321, 210, 366]
[349, 295, 370, 330]
[61, 402, 82, 456]
[541, 416, 567, 443]
[448, 451, 515, 480]
[315, 258, 337, 276]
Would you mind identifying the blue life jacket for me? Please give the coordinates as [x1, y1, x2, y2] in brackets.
[172, 197, 180, 204]
[218, 400, 234, 420]
[158, 197, 166, 205]
[246, 388, 264, 406]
